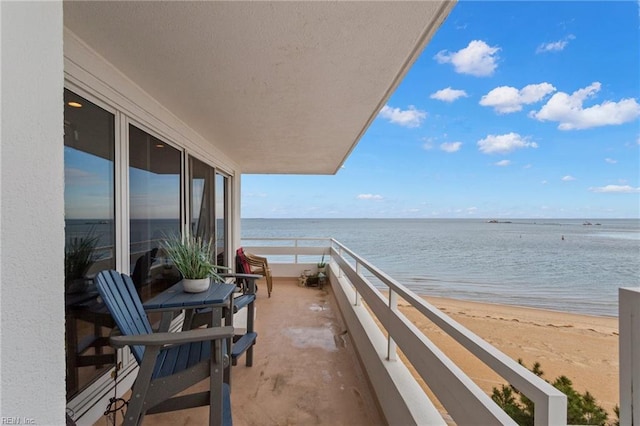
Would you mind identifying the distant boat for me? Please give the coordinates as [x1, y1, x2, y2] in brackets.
[583, 221, 593, 226]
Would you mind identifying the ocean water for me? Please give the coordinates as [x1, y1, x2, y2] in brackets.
[242, 218, 640, 317]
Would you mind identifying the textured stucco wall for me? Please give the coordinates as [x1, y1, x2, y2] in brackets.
[0, 2, 65, 424]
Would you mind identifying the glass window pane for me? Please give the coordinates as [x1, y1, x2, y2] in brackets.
[216, 173, 227, 266]
[190, 157, 213, 242]
[129, 125, 182, 301]
[189, 157, 228, 267]
[64, 89, 116, 400]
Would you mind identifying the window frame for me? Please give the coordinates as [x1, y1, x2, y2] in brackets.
[63, 84, 237, 420]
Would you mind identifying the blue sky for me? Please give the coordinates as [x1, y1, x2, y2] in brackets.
[242, 1, 640, 219]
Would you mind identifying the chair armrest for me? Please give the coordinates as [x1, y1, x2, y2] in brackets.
[110, 326, 234, 348]
[245, 252, 269, 265]
[244, 251, 266, 260]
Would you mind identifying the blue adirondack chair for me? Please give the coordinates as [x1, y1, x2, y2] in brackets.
[95, 270, 234, 426]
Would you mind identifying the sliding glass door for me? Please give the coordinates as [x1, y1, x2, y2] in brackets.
[190, 156, 215, 242]
[215, 172, 228, 266]
[63, 89, 116, 399]
[190, 157, 230, 267]
[128, 124, 182, 301]
[64, 88, 234, 407]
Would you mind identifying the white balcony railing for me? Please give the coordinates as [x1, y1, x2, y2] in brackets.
[243, 237, 568, 426]
[619, 287, 640, 425]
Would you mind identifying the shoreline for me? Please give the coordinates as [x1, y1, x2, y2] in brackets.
[414, 292, 619, 319]
[397, 295, 619, 416]
[401, 283, 620, 318]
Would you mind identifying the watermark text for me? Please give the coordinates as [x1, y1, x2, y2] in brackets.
[1, 417, 36, 425]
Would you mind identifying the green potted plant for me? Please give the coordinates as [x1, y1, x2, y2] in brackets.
[65, 231, 99, 294]
[317, 253, 327, 274]
[161, 232, 224, 293]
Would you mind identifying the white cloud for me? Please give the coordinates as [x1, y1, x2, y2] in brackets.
[357, 194, 384, 200]
[589, 185, 640, 193]
[562, 175, 576, 181]
[430, 87, 469, 102]
[477, 132, 538, 154]
[480, 83, 556, 114]
[434, 40, 500, 77]
[440, 142, 462, 153]
[605, 158, 617, 164]
[536, 35, 575, 54]
[537, 40, 568, 53]
[422, 137, 435, 150]
[64, 167, 105, 186]
[494, 160, 511, 166]
[379, 105, 426, 128]
[530, 82, 640, 130]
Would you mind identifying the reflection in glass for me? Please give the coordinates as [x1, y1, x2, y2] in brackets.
[129, 125, 182, 301]
[190, 157, 229, 268]
[216, 173, 228, 266]
[191, 157, 214, 242]
[64, 89, 116, 400]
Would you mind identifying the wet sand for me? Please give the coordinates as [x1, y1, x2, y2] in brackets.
[398, 296, 619, 417]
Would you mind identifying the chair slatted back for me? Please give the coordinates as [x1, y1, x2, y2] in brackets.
[95, 270, 153, 364]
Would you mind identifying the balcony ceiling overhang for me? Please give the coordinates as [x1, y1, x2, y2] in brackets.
[63, 1, 454, 174]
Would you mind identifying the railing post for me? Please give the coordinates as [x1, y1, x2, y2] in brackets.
[294, 238, 299, 264]
[387, 289, 398, 361]
[620, 287, 640, 426]
[338, 247, 344, 278]
[354, 262, 361, 306]
[534, 393, 567, 426]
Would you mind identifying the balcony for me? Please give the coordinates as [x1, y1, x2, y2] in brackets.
[94, 237, 634, 425]
[242, 238, 567, 425]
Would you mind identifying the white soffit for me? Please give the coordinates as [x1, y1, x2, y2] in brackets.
[63, 1, 454, 174]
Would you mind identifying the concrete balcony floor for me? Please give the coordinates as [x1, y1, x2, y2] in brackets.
[101, 278, 383, 426]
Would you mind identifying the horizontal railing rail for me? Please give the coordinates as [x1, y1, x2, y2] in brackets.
[242, 237, 331, 264]
[243, 237, 567, 425]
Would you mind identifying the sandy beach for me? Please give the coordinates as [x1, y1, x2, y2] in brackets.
[398, 296, 619, 418]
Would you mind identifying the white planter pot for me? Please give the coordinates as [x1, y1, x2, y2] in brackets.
[183, 277, 210, 293]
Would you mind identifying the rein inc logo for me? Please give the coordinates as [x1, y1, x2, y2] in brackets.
[1, 418, 35, 425]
